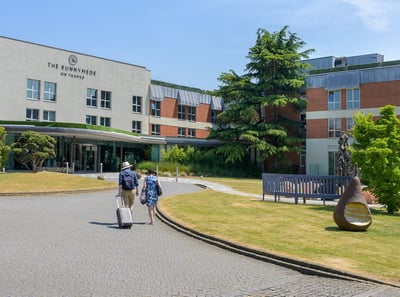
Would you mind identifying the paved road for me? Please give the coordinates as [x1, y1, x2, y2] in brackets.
[0, 178, 399, 297]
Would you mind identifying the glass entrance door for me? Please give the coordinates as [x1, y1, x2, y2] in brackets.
[74, 144, 97, 172]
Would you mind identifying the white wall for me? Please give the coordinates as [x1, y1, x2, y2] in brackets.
[0, 37, 151, 134]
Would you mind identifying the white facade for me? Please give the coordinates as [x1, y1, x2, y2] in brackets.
[0, 36, 151, 134]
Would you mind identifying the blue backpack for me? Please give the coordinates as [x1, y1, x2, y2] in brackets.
[122, 171, 136, 190]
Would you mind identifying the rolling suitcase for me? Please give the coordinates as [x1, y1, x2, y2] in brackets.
[116, 195, 133, 229]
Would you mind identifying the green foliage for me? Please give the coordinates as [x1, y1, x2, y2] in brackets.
[161, 145, 195, 164]
[136, 161, 191, 175]
[209, 26, 312, 170]
[138, 145, 261, 178]
[0, 127, 11, 170]
[11, 131, 56, 172]
[350, 105, 400, 213]
[0, 120, 140, 137]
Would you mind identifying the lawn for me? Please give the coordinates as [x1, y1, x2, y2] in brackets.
[0, 171, 116, 193]
[159, 179, 400, 285]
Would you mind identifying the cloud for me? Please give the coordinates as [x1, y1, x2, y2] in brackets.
[341, 0, 391, 31]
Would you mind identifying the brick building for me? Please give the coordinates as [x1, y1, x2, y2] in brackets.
[305, 54, 400, 175]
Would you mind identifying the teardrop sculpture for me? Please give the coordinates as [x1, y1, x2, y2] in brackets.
[333, 176, 372, 231]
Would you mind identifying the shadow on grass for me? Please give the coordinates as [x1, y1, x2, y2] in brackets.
[309, 205, 400, 217]
[324, 226, 369, 232]
[252, 198, 400, 217]
[325, 226, 341, 232]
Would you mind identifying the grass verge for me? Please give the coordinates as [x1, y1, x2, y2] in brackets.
[0, 171, 116, 193]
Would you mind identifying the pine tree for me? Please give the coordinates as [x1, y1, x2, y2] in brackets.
[209, 26, 313, 172]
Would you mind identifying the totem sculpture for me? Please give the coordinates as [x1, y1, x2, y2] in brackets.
[336, 131, 354, 176]
[333, 176, 372, 231]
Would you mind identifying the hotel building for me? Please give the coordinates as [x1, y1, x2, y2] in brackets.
[2, 35, 400, 175]
[305, 54, 400, 175]
[0, 36, 223, 171]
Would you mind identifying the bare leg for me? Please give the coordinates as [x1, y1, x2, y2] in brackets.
[148, 205, 155, 224]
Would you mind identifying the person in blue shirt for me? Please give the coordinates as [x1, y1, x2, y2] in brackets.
[142, 169, 162, 225]
[117, 161, 139, 214]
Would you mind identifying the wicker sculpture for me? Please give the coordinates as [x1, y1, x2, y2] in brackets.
[333, 176, 372, 231]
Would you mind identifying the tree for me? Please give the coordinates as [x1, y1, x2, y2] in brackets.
[350, 105, 400, 213]
[209, 26, 313, 171]
[11, 131, 56, 172]
[0, 127, 11, 170]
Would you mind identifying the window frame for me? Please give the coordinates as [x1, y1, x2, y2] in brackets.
[151, 101, 161, 117]
[86, 88, 98, 107]
[346, 118, 355, 134]
[178, 127, 186, 137]
[328, 90, 341, 110]
[132, 120, 141, 134]
[26, 79, 40, 100]
[188, 128, 196, 138]
[328, 118, 341, 138]
[100, 117, 111, 127]
[328, 151, 337, 175]
[100, 90, 112, 109]
[43, 81, 56, 102]
[26, 108, 39, 121]
[188, 106, 196, 122]
[178, 105, 186, 120]
[132, 96, 142, 113]
[346, 88, 360, 109]
[86, 115, 97, 125]
[211, 110, 218, 124]
[43, 110, 56, 122]
[151, 124, 160, 135]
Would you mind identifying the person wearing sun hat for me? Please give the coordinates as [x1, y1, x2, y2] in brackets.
[117, 161, 139, 214]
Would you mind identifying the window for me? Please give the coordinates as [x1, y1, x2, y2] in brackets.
[211, 110, 218, 124]
[188, 128, 196, 138]
[328, 151, 337, 176]
[43, 110, 56, 122]
[328, 118, 341, 138]
[100, 117, 111, 127]
[132, 121, 141, 134]
[132, 96, 142, 113]
[86, 88, 97, 107]
[178, 127, 186, 137]
[347, 118, 355, 134]
[27, 79, 40, 100]
[188, 106, 196, 121]
[178, 105, 186, 120]
[100, 90, 111, 109]
[328, 90, 341, 110]
[151, 124, 160, 135]
[26, 108, 39, 121]
[86, 115, 97, 125]
[346, 89, 360, 109]
[43, 81, 56, 102]
[151, 101, 160, 117]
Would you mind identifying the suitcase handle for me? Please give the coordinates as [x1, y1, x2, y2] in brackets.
[116, 195, 126, 208]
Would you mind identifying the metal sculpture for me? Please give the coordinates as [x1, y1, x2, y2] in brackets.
[336, 131, 354, 176]
[333, 176, 372, 231]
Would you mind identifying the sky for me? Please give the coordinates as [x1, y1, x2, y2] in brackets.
[1, 0, 400, 91]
